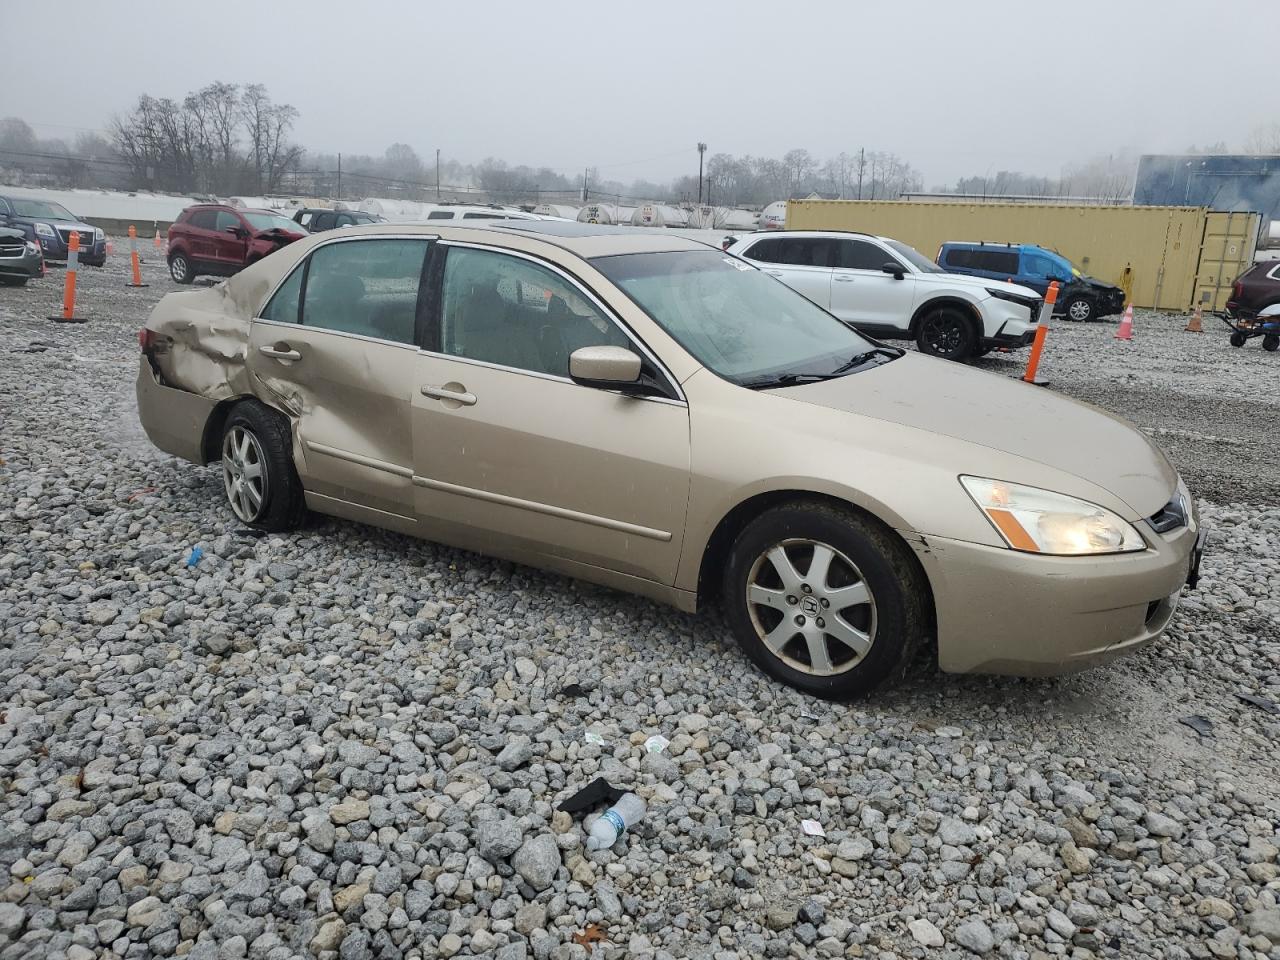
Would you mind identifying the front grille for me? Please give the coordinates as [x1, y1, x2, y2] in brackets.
[1148, 496, 1188, 534]
[0, 239, 25, 258]
[56, 228, 94, 248]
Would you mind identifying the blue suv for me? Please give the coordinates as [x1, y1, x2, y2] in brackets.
[0, 194, 108, 266]
[937, 241, 1125, 322]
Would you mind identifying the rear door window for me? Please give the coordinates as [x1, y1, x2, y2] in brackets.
[297, 238, 430, 344]
[187, 210, 218, 231]
[774, 237, 836, 268]
[973, 249, 1020, 274]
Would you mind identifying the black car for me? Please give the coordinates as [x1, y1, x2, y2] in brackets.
[0, 227, 44, 285]
[291, 208, 384, 232]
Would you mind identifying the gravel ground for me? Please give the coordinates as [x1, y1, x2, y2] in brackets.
[1, 251, 1278, 960]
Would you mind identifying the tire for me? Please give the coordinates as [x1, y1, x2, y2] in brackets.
[1230, 332, 1247, 348]
[1063, 296, 1096, 323]
[220, 401, 306, 531]
[721, 500, 929, 700]
[0, 277, 28, 287]
[916, 307, 977, 361]
[168, 252, 194, 284]
[1264, 334, 1279, 352]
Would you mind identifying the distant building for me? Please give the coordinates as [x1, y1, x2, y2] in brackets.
[1134, 154, 1280, 223]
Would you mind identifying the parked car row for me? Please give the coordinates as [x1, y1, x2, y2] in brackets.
[137, 220, 1204, 700]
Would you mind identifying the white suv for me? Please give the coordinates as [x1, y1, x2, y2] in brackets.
[727, 231, 1042, 361]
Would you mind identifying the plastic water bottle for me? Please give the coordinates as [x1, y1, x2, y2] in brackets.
[585, 793, 647, 850]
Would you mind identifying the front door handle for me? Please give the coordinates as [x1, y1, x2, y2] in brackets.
[765, 270, 783, 277]
[833, 275, 855, 282]
[421, 384, 477, 406]
[259, 345, 302, 361]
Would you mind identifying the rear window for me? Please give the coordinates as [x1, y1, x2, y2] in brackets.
[945, 247, 1018, 273]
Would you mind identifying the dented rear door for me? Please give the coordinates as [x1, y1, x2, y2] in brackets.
[246, 236, 431, 519]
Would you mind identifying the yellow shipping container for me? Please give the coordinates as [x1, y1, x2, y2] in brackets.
[785, 200, 1259, 311]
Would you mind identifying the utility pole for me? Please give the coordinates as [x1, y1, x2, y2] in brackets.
[697, 142, 707, 205]
[856, 147, 863, 201]
[336, 153, 342, 200]
[582, 167, 589, 203]
[435, 149, 441, 200]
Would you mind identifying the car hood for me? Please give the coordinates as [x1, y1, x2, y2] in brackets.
[0, 227, 25, 241]
[1079, 274, 1123, 295]
[918, 270, 1039, 299]
[774, 353, 1176, 516]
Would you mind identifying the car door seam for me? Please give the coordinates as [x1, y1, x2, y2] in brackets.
[411, 474, 673, 542]
[304, 440, 413, 478]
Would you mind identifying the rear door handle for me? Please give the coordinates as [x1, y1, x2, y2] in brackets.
[259, 345, 302, 361]
[421, 384, 477, 406]
[765, 270, 784, 277]
[834, 275, 855, 282]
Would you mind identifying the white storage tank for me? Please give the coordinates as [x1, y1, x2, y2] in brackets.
[632, 204, 689, 228]
[759, 200, 787, 230]
[577, 203, 619, 225]
[532, 203, 581, 219]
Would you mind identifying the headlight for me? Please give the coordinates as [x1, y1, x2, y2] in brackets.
[960, 476, 1146, 555]
[34, 222, 55, 238]
[986, 288, 1040, 310]
[94, 227, 105, 241]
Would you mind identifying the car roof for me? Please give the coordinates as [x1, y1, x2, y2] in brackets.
[733, 229, 882, 243]
[480, 219, 714, 256]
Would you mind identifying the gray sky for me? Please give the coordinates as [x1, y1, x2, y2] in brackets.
[7, 0, 1275, 187]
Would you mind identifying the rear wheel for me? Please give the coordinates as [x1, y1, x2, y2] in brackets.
[721, 500, 928, 700]
[168, 252, 193, 284]
[916, 307, 977, 361]
[1063, 296, 1096, 322]
[1264, 334, 1279, 352]
[1230, 332, 1247, 348]
[220, 401, 306, 531]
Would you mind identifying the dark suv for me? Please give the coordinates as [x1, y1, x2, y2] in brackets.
[0, 194, 107, 266]
[166, 204, 307, 283]
[292, 208, 384, 232]
[1225, 260, 1280, 319]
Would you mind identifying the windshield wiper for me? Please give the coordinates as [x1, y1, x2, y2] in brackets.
[827, 346, 901, 375]
[741, 347, 901, 391]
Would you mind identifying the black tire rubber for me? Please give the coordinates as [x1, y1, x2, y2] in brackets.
[1230, 332, 1247, 348]
[0, 277, 28, 286]
[1264, 334, 1279, 352]
[221, 401, 306, 532]
[1062, 296, 1096, 323]
[721, 499, 929, 700]
[169, 252, 193, 284]
[916, 307, 977, 361]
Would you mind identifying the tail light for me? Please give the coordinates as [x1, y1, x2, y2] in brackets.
[1232, 281, 1243, 299]
[139, 328, 157, 354]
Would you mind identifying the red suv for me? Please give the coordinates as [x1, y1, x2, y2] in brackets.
[1225, 260, 1280, 319]
[166, 204, 307, 284]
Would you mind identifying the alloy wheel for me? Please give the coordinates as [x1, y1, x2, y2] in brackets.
[170, 256, 189, 282]
[922, 313, 964, 356]
[745, 538, 877, 676]
[222, 426, 267, 522]
[1068, 299, 1093, 322]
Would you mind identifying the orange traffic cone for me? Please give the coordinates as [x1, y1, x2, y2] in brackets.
[1115, 304, 1134, 340]
[106, 239, 115, 256]
[153, 229, 163, 251]
[1185, 304, 1203, 333]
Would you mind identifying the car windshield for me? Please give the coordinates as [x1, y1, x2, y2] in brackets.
[886, 239, 942, 273]
[593, 250, 882, 385]
[243, 212, 301, 233]
[11, 199, 77, 221]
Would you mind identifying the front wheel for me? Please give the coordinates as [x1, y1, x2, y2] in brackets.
[168, 252, 193, 284]
[220, 402, 306, 531]
[1063, 296, 1096, 322]
[916, 308, 977, 361]
[721, 500, 929, 700]
[1264, 334, 1279, 352]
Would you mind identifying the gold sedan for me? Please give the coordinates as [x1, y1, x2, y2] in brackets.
[137, 222, 1205, 699]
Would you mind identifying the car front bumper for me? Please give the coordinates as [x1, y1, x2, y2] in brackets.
[0, 247, 44, 280]
[980, 299, 1038, 349]
[909, 518, 1201, 676]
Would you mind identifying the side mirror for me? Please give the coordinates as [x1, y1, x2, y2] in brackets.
[882, 261, 905, 279]
[569, 345, 642, 389]
[225, 226, 245, 237]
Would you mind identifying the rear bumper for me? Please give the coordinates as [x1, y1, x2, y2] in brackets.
[136, 356, 218, 465]
[910, 520, 1200, 676]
